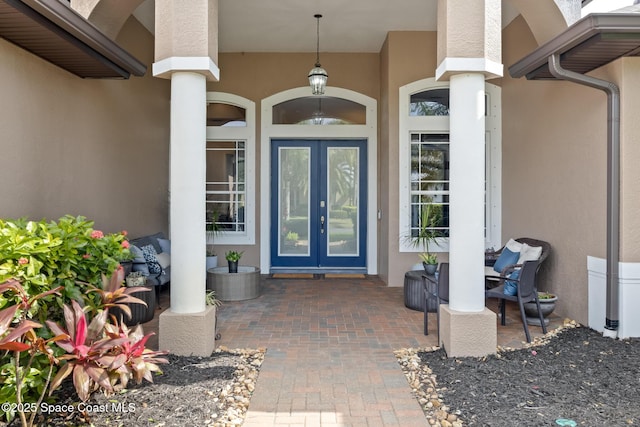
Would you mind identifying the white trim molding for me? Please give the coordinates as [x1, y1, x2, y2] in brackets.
[587, 256, 640, 338]
[153, 56, 221, 81]
[206, 92, 256, 245]
[260, 86, 378, 274]
[398, 77, 502, 254]
[435, 57, 504, 81]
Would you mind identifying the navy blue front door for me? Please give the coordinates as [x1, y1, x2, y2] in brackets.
[271, 140, 367, 270]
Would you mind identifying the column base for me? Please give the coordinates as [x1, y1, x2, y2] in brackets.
[159, 306, 217, 356]
[440, 305, 497, 357]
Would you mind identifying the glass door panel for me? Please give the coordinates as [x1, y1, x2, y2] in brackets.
[278, 147, 310, 256]
[327, 147, 359, 256]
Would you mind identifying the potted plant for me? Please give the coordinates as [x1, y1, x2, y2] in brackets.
[524, 291, 558, 326]
[407, 203, 442, 275]
[225, 250, 244, 273]
[206, 210, 221, 270]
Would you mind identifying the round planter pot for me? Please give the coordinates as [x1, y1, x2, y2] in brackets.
[206, 255, 218, 270]
[524, 295, 557, 326]
[111, 286, 156, 326]
[207, 266, 260, 301]
[422, 262, 438, 275]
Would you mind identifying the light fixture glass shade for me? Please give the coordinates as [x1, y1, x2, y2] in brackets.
[308, 66, 328, 95]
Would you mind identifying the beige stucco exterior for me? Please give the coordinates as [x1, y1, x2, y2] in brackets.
[1, 0, 638, 334]
[0, 17, 170, 238]
[437, 0, 501, 65]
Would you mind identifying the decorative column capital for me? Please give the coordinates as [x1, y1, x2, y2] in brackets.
[436, 57, 503, 81]
[152, 56, 220, 81]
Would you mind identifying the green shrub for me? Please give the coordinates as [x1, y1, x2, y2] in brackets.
[0, 215, 139, 423]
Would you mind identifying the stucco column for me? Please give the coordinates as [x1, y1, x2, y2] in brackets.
[436, 0, 502, 357]
[153, 0, 220, 356]
[169, 71, 207, 314]
[449, 73, 486, 312]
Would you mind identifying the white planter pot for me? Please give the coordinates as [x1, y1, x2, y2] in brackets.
[206, 255, 218, 271]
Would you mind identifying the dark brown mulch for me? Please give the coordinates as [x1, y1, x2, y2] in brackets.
[3, 350, 262, 427]
[419, 326, 640, 426]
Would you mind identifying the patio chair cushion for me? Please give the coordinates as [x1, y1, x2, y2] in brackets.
[493, 247, 520, 273]
[517, 243, 542, 265]
[158, 238, 171, 254]
[130, 245, 150, 276]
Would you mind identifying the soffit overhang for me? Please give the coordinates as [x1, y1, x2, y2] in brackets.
[0, 0, 146, 79]
[510, 13, 640, 80]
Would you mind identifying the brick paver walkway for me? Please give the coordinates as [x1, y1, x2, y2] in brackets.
[210, 276, 556, 427]
[145, 275, 558, 426]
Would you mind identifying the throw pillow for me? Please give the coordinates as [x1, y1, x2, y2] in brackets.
[493, 247, 520, 273]
[155, 252, 171, 269]
[130, 245, 150, 276]
[158, 238, 171, 254]
[141, 244, 162, 274]
[503, 269, 520, 296]
[505, 238, 523, 253]
[517, 243, 542, 265]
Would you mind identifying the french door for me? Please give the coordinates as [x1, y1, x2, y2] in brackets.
[270, 139, 367, 271]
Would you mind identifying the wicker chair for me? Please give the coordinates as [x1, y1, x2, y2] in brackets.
[484, 238, 551, 343]
[486, 260, 547, 343]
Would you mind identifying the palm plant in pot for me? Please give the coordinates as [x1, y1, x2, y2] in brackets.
[409, 203, 442, 275]
[206, 210, 221, 270]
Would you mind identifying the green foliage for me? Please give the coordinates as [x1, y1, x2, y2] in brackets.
[225, 250, 244, 262]
[0, 216, 150, 425]
[0, 277, 167, 426]
[0, 215, 130, 312]
[405, 204, 443, 264]
[205, 290, 222, 307]
[285, 231, 299, 241]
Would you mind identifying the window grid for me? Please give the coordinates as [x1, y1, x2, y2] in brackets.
[409, 133, 450, 239]
[206, 140, 246, 232]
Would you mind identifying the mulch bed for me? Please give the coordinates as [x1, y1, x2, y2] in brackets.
[418, 325, 640, 426]
[2, 348, 264, 427]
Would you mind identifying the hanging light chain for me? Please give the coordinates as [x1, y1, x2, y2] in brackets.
[315, 14, 322, 67]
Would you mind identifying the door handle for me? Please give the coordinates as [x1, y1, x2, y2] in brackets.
[320, 215, 325, 234]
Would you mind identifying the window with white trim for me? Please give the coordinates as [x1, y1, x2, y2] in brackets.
[206, 93, 256, 245]
[399, 79, 501, 252]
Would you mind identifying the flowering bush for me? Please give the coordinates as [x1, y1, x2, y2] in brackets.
[0, 216, 162, 425]
[0, 215, 130, 310]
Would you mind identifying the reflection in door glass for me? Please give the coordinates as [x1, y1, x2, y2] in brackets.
[279, 147, 310, 256]
[327, 147, 359, 256]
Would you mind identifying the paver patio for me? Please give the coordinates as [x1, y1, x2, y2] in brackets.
[145, 275, 561, 426]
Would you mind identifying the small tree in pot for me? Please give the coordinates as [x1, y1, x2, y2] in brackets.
[206, 210, 221, 270]
[407, 203, 442, 275]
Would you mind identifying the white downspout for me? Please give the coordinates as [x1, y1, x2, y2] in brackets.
[548, 53, 620, 338]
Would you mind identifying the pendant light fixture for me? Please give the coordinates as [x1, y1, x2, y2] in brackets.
[308, 14, 328, 95]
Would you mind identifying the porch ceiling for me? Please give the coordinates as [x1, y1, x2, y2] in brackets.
[0, 0, 146, 78]
[509, 13, 640, 79]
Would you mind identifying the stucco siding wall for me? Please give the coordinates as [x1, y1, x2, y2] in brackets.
[0, 17, 170, 238]
[382, 32, 438, 287]
[620, 58, 640, 262]
[501, 16, 607, 324]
